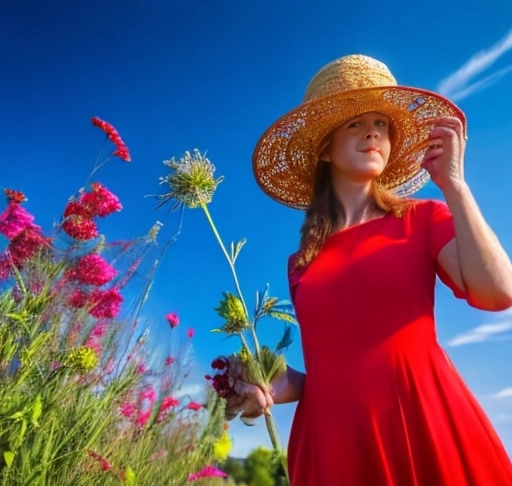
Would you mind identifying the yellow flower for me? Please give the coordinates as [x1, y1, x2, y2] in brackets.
[214, 292, 250, 334]
[65, 346, 99, 370]
[213, 430, 233, 462]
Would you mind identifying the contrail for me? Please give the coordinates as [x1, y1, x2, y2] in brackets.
[437, 27, 512, 101]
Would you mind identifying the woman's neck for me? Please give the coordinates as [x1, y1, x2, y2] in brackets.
[331, 180, 383, 229]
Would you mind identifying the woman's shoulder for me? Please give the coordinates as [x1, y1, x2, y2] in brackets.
[402, 197, 449, 217]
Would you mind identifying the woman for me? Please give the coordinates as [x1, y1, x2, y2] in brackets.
[234, 55, 512, 485]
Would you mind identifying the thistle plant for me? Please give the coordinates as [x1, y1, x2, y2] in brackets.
[156, 149, 296, 481]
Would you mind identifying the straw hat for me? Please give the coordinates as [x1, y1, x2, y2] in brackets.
[252, 55, 467, 209]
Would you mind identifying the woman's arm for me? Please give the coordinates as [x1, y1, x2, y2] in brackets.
[437, 182, 512, 310]
[423, 116, 512, 311]
[270, 366, 305, 405]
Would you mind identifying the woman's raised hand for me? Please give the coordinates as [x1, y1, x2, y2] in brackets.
[421, 116, 467, 192]
[225, 379, 274, 424]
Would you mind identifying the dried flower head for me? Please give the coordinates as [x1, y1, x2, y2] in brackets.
[157, 150, 223, 209]
[3, 189, 27, 204]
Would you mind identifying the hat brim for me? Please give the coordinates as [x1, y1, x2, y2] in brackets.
[252, 86, 466, 209]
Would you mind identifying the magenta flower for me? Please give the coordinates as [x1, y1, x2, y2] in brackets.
[89, 287, 123, 319]
[135, 409, 151, 428]
[140, 386, 157, 404]
[79, 183, 122, 218]
[187, 328, 195, 338]
[72, 253, 117, 286]
[0, 203, 39, 239]
[160, 396, 180, 412]
[188, 465, 227, 482]
[63, 200, 95, 219]
[0, 256, 11, 280]
[187, 401, 202, 411]
[120, 402, 136, 418]
[164, 356, 175, 366]
[166, 312, 179, 328]
[61, 216, 99, 241]
[91, 116, 131, 162]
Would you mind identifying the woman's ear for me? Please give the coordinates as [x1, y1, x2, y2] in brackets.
[318, 141, 331, 163]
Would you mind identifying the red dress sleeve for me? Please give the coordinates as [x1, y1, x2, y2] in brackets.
[425, 199, 467, 300]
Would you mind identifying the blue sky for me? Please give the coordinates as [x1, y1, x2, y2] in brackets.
[2, 1, 512, 458]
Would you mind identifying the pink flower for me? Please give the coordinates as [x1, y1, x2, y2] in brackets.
[188, 465, 227, 482]
[136, 362, 147, 375]
[187, 328, 195, 338]
[79, 183, 122, 218]
[160, 396, 179, 412]
[135, 409, 151, 428]
[120, 402, 136, 418]
[89, 287, 123, 319]
[91, 116, 131, 162]
[166, 312, 179, 328]
[72, 253, 117, 286]
[140, 386, 157, 404]
[84, 335, 102, 354]
[187, 401, 202, 411]
[62, 216, 99, 241]
[3, 189, 26, 204]
[90, 321, 107, 337]
[164, 356, 175, 366]
[0, 203, 38, 239]
[0, 256, 11, 280]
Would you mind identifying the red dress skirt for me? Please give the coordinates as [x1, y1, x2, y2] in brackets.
[287, 199, 512, 485]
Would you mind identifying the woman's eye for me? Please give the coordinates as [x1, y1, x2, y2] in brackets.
[375, 120, 387, 126]
[348, 121, 360, 128]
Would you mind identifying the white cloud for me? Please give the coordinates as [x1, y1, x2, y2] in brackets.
[447, 310, 512, 346]
[437, 27, 512, 101]
[491, 387, 512, 399]
[175, 383, 206, 399]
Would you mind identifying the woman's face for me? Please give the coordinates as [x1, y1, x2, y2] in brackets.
[321, 111, 391, 183]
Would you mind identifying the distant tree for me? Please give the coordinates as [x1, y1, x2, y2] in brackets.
[222, 456, 247, 484]
[245, 447, 276, 486]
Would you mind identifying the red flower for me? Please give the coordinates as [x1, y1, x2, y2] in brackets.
[160, 396, 179, 411]
[3, 189, 26, 204]
[89, 287, 123, 319]
[63, 201, 94, 219]
[164, 356, 175, 366]
[91, 116, 131, 162]
[87, 449, 112, 472]
[187, 328, 195, 338]
[79, 183, 122, 218]
[62, 216, 99, 241]
[186, 401, 202, 411]
[8, 226, 51, 267]
[69, 289, 89, 308]
[135, 409, 151, 428]
[166, 312, 179, 328]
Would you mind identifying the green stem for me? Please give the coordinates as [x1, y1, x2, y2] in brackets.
[200, 203, 261, 358]
[264, 410, 289, 482]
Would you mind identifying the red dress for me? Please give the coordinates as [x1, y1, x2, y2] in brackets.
[287, 199, 512, 486]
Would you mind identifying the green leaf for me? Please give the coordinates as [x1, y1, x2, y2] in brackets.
[31, 394, 42, 427]
[125, 466, 136, 485]
[3, 451, 14, 468]
[269, 311, 298, 325]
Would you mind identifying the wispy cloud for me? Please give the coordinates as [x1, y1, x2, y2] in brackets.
[437, 27, 512, 101]
[491, 387, 512, 399]
[447, 309, 512, 346]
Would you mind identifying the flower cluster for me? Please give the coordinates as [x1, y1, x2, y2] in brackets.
[91, 116, 131, 162]
[69, 287, 123, 319]
[166, 312, 179, 328]
[0, 191, 51, 279]
[62, 183, 122, 241]
[69, 253, 117, 286]
[65, 346, 99, 370]
[205, 357, 237, 401]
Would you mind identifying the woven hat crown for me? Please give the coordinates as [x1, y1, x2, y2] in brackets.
[303, 55, 398, 103]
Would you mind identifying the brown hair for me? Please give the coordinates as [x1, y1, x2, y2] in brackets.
[294, 160, 411, 269]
